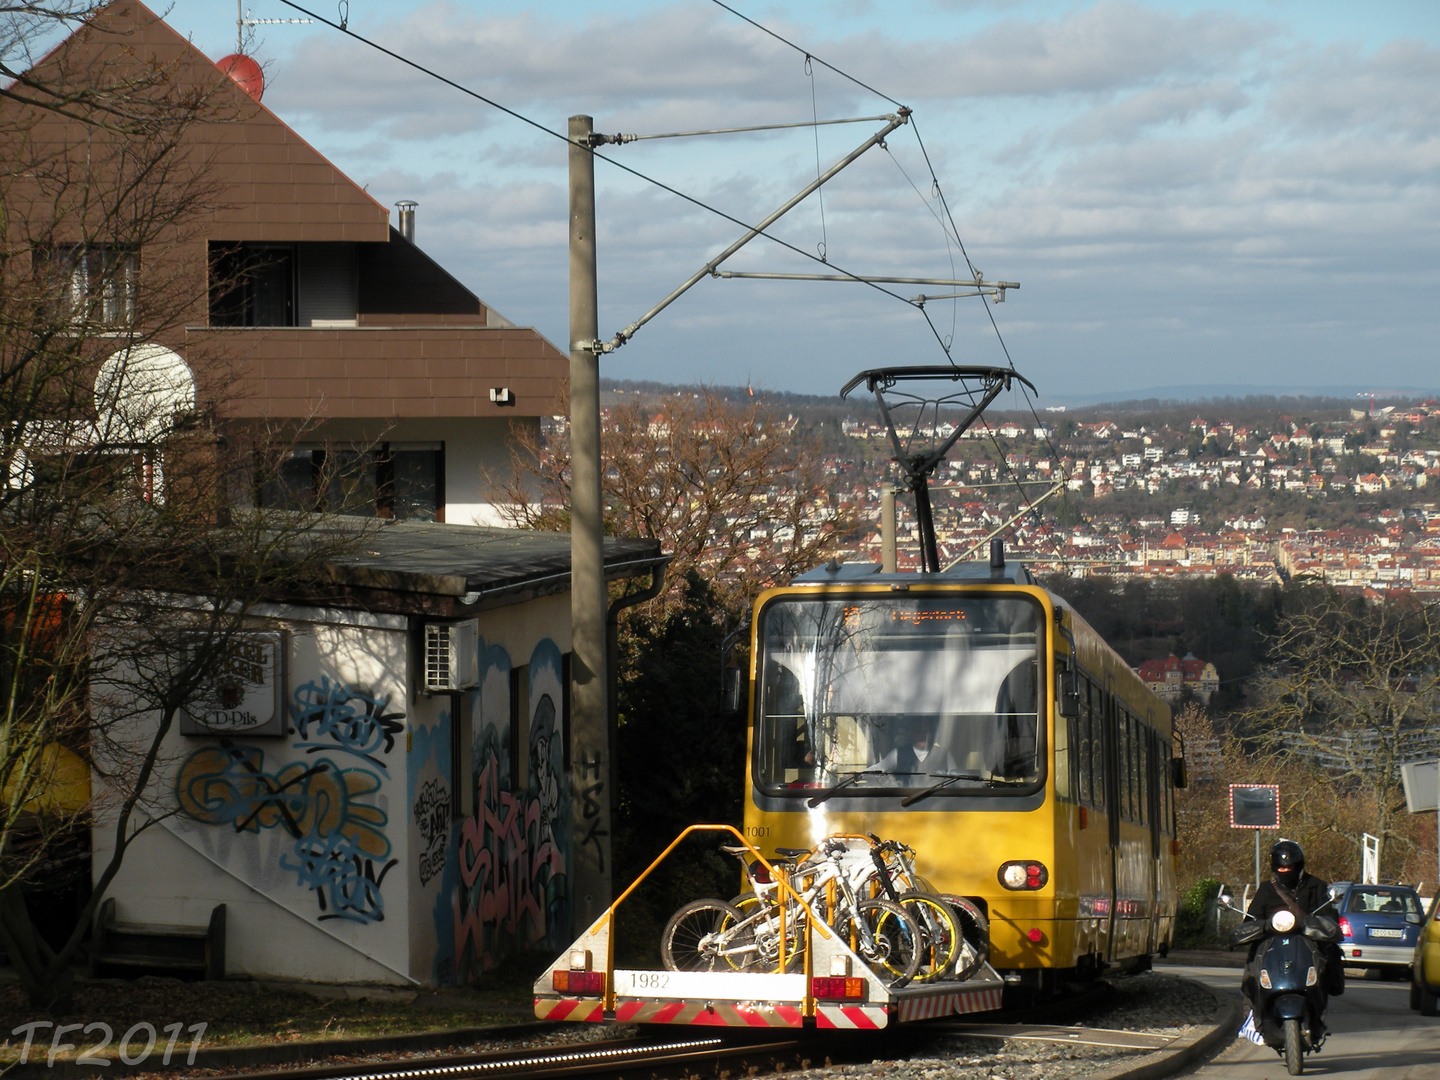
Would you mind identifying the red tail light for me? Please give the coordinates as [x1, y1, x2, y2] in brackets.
[1339, 916, 1352, 940]
[999, 860, 1049, 890]
[811, 976, 866, 1000]
[553, 970, 604, 995]
[749, 860, 773, 884]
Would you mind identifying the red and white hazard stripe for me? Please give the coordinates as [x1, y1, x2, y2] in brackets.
[613, 1000, 803, 1028]
[815, 1005, 888, 1030]
[533, 997, 604, 1023]
[895, 986, 1004, 1023]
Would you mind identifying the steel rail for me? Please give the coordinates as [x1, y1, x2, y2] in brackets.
[211, 1036, 802, 1080]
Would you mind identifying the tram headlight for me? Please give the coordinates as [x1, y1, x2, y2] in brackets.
[999, 860, 1049, 890]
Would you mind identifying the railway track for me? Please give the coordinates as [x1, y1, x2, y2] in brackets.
[216, 976, 1199, 1080]
[207, 1033, 815, 1080]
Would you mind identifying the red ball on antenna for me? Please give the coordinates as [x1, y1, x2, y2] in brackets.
[216, 53, 265, 101]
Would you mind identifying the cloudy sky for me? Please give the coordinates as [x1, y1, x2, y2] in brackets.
[155, 1, 1439, 403]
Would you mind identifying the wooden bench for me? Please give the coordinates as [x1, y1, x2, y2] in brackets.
[92, 899, 225, 980]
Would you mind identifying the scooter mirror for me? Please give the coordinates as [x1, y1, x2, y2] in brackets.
[1271, 909, 1297, 933]
[1219, 893, 1233, 907]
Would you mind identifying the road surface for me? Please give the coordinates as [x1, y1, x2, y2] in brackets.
[1159, 960, 1440, 1078]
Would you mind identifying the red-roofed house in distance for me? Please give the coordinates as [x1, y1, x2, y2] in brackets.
[1136, 654, 1221, 704]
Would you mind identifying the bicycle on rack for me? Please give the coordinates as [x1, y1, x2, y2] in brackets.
[859, 833, 989, 981]
[661, 838, 923, 986]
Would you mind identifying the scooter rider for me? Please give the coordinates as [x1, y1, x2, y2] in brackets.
[1245, 840, 1344, 999]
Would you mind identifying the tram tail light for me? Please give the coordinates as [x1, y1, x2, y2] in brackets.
[999, 860, 1049, 890]
[553, 969, 604, 995]
[1078, 806, 1088, 830]
[811, 977, 866, 1000]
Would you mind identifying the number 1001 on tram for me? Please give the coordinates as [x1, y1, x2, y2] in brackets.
[743, 557, 1181, 995]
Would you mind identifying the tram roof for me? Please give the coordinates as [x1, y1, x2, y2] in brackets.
[789, 560, 1038, 586]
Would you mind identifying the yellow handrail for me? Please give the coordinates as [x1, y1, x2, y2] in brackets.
[601, 824, 833, 1006]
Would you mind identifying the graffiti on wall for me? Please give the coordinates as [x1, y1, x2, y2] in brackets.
[413, 778, 451, 886]
[576, 750, 606, 874]
[291, 676, 404, 768]
[174, 674, 403, 925]
[433, 638, 571, 982]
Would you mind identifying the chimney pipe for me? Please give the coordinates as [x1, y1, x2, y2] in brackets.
[395, 200, 417, 242]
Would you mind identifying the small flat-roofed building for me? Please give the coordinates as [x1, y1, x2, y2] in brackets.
[94, 521, 665, 986]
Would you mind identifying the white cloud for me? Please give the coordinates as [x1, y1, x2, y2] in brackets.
[256, 1, 1440, 397]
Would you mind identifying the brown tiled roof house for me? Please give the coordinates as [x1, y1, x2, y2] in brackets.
[4, 0, 565, 525]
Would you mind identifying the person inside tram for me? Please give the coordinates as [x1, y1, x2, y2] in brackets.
[764, 662, 814, 775]
[876, 716, 957, 779]
[1244, 839, 1344, 998]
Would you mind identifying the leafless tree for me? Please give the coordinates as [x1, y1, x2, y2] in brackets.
[1238, 585, 1440, 880]
[493, 388, 859, 613]
[0, 4, 371, 1009]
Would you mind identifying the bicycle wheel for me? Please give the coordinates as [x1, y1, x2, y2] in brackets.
[938, 894, 990, 981]
[898, 891, 962, 982]
[730, 892, 806, 972]
[835, 897, 921, 987]
[662, 899, 749, 972]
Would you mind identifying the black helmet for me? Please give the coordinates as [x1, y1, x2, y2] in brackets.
[1271, 839, 1305, 888]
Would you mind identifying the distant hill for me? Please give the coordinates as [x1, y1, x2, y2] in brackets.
[600, 378, 1435, 426]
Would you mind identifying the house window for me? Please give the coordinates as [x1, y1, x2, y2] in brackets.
[38, 244, 138, 325]
[257, 442, 442, 520]
[209, 243, 296, 327]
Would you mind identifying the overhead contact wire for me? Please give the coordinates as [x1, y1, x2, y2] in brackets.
[273, 0, 918, 318]
[707, 0, 903, 108]
[710, 2, 1059, 545]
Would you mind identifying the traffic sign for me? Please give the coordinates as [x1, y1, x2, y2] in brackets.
[1230, 784, 1280, 829]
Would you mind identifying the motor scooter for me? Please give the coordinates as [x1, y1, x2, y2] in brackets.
[1224, 896, 1341, 1076]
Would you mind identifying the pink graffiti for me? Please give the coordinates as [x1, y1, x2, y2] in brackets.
[452, 749, 565, 971]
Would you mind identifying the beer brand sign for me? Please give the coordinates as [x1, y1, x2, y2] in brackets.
[179, 631, 286, 736]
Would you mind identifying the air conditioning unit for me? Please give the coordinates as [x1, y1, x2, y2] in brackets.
[423, 621, 479, 692]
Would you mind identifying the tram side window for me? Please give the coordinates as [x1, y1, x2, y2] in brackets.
[1054, 697, 1073, 802]
[1137, 723, 1149, 827]
[1075, 676, 1092, 805]
[1123, 712, 1137, 823]
[1089, 681, 1107, 810]
[1162, 738, 1176, 836]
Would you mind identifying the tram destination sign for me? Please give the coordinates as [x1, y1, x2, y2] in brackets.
[1229, 784, 1280, 829]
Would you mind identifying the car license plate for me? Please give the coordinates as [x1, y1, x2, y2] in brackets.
[1370, 928, 1403, 938]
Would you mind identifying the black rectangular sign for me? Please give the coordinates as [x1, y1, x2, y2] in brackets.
[1229, 784, 1280, 829]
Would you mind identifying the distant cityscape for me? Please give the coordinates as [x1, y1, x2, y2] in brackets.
[833, 400, 1440, 596]
[586, 386, 1440, 599]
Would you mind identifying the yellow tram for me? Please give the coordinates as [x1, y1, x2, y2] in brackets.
[742, 554, 1180, 996]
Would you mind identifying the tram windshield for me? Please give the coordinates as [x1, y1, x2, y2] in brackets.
[755, 593, 1044, 797]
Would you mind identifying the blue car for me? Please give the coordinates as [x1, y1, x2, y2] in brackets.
[1330, 882, 1426, 977]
